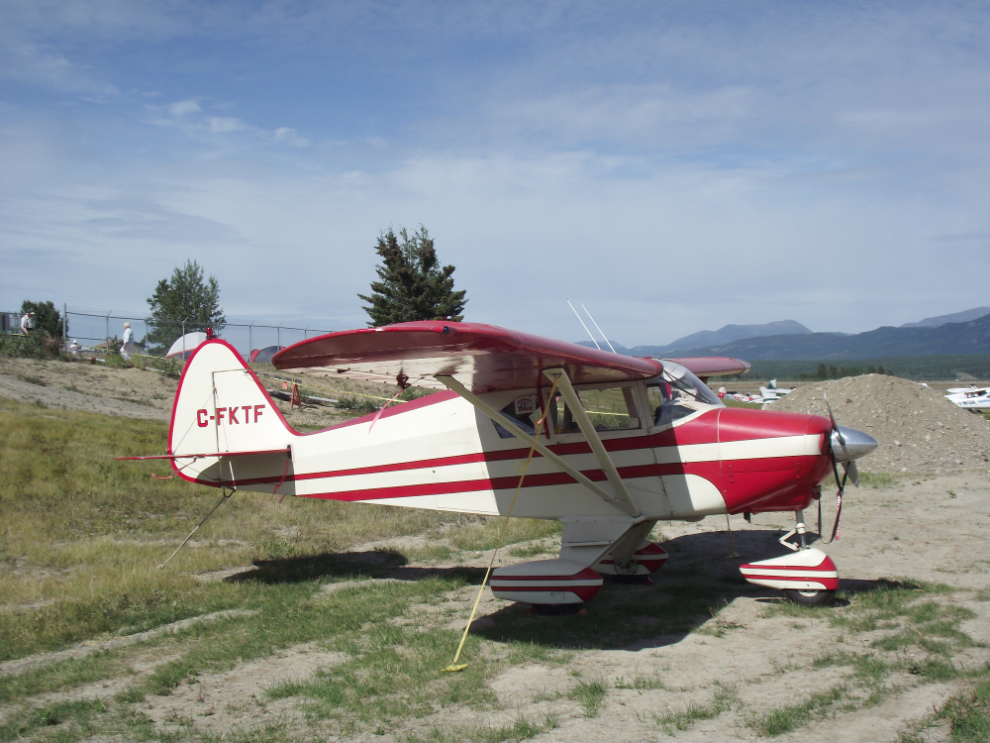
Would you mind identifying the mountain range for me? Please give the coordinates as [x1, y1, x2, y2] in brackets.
[899, 307, 990, 329]
[579, 307, 990, 361]
[667, 313, 990, 361]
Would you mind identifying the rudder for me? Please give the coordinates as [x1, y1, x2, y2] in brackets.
[169, 340, 294, 490]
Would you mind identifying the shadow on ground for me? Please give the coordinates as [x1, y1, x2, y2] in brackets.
[221, 527, 905, 652]
[225, 549, 488, 586]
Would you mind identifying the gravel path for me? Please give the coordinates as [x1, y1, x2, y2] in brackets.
[0, 373, 171, 420]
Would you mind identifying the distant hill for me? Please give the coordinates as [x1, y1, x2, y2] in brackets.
[632, 320, 813, 357]
[900, 307, 990, 328]
[667, 313, 990, 361]
[577, 319, 812, 357]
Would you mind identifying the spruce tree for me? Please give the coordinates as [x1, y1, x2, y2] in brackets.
[358, 227, 467, 327]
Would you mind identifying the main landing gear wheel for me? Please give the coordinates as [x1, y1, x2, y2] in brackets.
[782, 588, 836, 606]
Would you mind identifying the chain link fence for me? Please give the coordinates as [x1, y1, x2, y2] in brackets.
[0, 306, 334, 360]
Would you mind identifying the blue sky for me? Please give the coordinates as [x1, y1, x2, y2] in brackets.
[2, 1, 989, 346]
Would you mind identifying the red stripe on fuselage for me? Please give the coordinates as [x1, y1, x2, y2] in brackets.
[194, 454, 825, 513]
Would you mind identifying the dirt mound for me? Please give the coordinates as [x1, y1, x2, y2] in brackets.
[770, 374, 990, 473]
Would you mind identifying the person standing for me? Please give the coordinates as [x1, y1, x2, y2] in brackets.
[121, 322, 135, 359]
[20, 311, 34, 335]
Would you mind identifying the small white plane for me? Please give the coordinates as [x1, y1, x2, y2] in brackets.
[945, 385, 990, 411]
[128, 321, 877, 609]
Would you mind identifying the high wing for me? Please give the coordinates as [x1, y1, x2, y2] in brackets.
[665, 356, 751, 382]
[272, 321, 663, 393]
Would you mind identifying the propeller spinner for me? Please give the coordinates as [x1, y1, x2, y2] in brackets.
[823, 394, 878, 487]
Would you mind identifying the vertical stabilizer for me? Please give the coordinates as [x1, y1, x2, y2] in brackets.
[168, 340, 294, 488]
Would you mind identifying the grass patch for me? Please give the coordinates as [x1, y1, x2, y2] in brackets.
[569, 676, 607, 717]
[751, 684, 847, 737]
[406, 713, 558, 743]
[0, 398, 463, 661]
[762, 579, 987, 736]
[615, 673, 666, 690]
[508, 541, 552, 558]
[722, 398, 765, 409]
[446, 518, 562, 552]
[654, 683, 735, 733]
[0, 650, 132, 704]
[901, 678, 990, 743]
[858, 471, 902, 489]
[399, 543, 455, 562]
[0, 697, 108, 742]
[262, 581, 563, 726]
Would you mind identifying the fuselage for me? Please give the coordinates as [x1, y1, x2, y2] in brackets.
[180, 377, 834, 522]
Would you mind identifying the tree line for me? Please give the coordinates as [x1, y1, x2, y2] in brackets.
[11, 224, 466, 357]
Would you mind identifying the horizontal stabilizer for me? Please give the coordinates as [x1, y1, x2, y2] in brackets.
[117, 447, 290, 462]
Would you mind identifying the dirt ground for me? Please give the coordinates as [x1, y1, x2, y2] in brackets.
[0, 356, 382, 430]
[3, 359, 990, 742]
[770, 374, 990, 473]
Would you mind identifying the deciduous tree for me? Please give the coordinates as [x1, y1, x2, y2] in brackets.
[146, 260, 225, 353]
[19, 300, 65, 339]
[358, 227, 467, 327]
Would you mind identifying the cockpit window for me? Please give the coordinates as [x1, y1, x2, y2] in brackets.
[647, 361, 723, 427]
[492, 395, 540, 439]
[552, 386, 640, 434]
[492, 386, 642, 439]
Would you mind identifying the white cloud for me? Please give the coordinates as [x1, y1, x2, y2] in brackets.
[3, 1, 990, 345]
[205, 116, 246, 133]
[167, 98, 201, 116]
[273, 127, 309, 148]
[0, 42, 118, 97]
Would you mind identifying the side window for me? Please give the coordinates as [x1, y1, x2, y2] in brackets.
[492, 395, 542, 439]
[549, 385, 641, 434]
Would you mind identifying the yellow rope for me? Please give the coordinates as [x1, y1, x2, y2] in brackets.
[442, 377, 559, 673]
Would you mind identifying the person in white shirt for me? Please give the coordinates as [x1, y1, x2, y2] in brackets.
[121, 322, 135, 359]
[20, 312, 34, 335]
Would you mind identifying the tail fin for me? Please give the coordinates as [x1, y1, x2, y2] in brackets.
[169, 340, 294, 489]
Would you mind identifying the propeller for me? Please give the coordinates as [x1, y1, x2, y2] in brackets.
[823, 393, 878, 488]
[818, 393, 876, 543]
[824, 395, 858, 487]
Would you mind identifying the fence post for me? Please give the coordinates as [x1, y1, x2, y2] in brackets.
[62, 304, 67, 348]
[106, 311, 112, 343]
[304, 326, 309, 340]
[181, 319, 186, 359]
[277, 325, 281, 348]
[249, 324, 253, 355]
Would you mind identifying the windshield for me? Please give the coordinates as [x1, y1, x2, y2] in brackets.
[648, 361, 724, 408]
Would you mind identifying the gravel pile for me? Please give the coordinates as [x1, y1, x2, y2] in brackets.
[769, 374, 990, 473]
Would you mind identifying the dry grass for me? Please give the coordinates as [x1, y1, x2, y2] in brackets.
[0, 397, 465, 660]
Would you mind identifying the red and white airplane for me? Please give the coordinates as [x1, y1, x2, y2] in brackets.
[153, 321, 877, 609]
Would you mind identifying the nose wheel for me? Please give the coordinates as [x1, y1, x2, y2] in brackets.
[782, 587, 836, 606]
[739, 510, 839, 606]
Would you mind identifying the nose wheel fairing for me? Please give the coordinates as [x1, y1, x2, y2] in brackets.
[739, 548, 839, 593]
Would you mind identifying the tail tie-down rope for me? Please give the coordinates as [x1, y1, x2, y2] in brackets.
[442, 377, 560, 673]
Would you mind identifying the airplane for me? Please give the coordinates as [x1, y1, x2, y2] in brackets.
[134, 320, 878, 610]
[944, 385, 990, 411]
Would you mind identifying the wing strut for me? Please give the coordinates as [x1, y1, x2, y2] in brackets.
[435, 372, 640, 519]
[543, 368, 641, 519]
